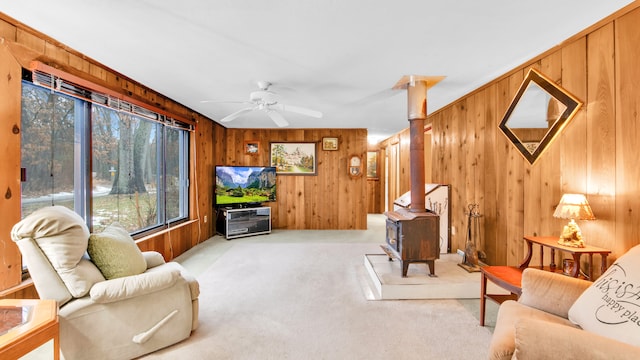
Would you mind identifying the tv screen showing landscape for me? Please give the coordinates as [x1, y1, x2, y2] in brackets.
[215, 166, 277, 206]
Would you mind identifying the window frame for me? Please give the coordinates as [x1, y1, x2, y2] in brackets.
[20, 70, 192, 236]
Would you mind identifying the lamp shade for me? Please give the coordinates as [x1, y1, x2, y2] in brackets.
[553, 193, 596, 220]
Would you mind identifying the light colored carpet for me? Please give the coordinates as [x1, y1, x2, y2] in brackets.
[142, 241, 494, 360]
[23, 215, 499, 359]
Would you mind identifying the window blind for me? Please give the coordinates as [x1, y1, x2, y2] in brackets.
[25, 61, 194, 131]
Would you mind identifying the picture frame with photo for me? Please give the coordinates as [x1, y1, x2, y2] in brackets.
[322, 137, 338, 151]
[367, 151, 379, 179]
[244, 141, 260, 155]
[270, 142, 317, 175]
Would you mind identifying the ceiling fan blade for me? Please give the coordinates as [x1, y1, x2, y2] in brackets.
[219, 107, 254, 123]
[265, 110, 289, 127]
[274, 103, 323, 118]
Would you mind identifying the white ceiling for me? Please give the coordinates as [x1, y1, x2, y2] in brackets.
[0, 0, 634, 141]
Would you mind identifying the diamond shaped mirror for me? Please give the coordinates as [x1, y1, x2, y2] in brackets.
[499, 68, 582, 164]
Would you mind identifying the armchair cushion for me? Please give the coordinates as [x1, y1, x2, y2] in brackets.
[88, 222, 147, 279]
[90, 269, 180, 303]
[568, 244, 640, 347]
[143, 251, 167, 268]
[11, 206, 104, 298]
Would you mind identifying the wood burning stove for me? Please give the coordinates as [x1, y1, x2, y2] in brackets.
[384, 208, 439, 277]
[382, 75, 444, 277]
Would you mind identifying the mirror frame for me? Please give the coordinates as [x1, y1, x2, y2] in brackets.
[498, 68, 582, 164]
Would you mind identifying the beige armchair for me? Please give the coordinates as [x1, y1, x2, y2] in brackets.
[488, 267, 640, 360]
[11, 206, 199, 360]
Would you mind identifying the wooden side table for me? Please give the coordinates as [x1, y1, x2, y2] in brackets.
[0, 299, 59, 360]
[480, 266, 523, 326]
[522, 236, 611, 280]
[479, 236, 612, 326]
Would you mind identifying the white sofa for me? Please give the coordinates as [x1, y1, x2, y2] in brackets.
[11, 206, 199, 360]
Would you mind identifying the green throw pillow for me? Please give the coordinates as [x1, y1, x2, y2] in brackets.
[88, 223, 147, 279]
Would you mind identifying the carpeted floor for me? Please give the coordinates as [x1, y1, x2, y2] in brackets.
[142, 224, 497, 360]
[24, 215, 500, 359]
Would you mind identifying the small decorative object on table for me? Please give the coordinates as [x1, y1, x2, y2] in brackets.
[553, 193, 596, 248]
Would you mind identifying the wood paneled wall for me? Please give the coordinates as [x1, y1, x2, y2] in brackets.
[0, 41, 23, 293]
[366, 144, 384, 214]
[368, 127, 434, 215]
[425, 4, 640, 274]
[218, 128, 368, 230]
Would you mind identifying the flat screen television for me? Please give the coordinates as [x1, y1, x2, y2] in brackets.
[215, 166, 277, 207]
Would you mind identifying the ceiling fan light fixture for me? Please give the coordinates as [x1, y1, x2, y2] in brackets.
[210, 80, 322, 127]
[256, 80, 271, 90]
[250, 90, 276, 104]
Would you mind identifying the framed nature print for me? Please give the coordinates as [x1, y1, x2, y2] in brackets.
[322, 137, 338, 151]
[367, 151, 379, 179]
[244, 140, 260, 155]
[270, 142, 317, 175]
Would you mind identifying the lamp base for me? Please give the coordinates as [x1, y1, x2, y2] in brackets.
[558, 219, 585, 248]
[558, 238, 585, 248]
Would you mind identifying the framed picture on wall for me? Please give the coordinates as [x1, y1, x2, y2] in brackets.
[269, 142, 317, 175]
[244, 140, 260, 155]
[322, 137, 338, 151]
[367, 151, 379, 179]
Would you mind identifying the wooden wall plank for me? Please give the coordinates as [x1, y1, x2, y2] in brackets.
[387, 139, 400, 211]
[504, 71, 525, 266]
[0, 42, 23, 291]
[585, 23, 616, 258]
[448, 103, 464, 252]
[472, 90, 487, 256]
[482, 85, 498, 262]
[494, 74, 514, 265]
[615, 7, 640, 256]
[398, 128, 411, 196]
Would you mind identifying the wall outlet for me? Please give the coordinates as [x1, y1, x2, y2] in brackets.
[204, 215, 208, 223]
[451, 225, 456, 235]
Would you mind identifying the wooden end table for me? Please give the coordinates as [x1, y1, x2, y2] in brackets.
[522, 236, 611, 280]
[0, 299, 59, 360]
[479, 236, 612, 326]
[480, 266, 523, 326]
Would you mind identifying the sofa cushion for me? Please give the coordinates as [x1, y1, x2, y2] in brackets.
[489, 300, 578, 360]
[10, 206, 105, 298]
[513, 318, 640, 360]
[568, 244, 640, 347]
[88, 223, 147, 279]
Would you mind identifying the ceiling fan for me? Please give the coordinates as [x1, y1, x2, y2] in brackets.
[204, 81, 323, 127]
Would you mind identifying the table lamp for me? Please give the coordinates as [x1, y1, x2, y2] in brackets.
[553, 193, 596, 248]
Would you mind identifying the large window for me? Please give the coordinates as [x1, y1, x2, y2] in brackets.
[20, 80, 190, 235]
